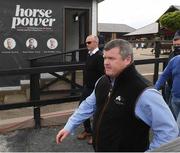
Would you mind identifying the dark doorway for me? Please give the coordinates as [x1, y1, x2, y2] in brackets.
[64, 8, 89, 62]
[79, 10, 89, 62]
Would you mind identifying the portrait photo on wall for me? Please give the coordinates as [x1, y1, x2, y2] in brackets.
[47, 38, 58, 49]
[4, 38, 16, 50]
[26, 38, 37, 49]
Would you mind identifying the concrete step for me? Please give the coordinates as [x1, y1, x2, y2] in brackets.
[0, 109, 75, 133]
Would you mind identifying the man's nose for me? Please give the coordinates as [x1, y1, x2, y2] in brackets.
[104, 58, 109, 65]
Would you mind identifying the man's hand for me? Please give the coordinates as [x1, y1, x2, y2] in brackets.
[56, 128, 70, 144]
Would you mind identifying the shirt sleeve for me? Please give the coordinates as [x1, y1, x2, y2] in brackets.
[155, 58, 174, 90]
[135, 88, 179, 151]
[64, 90, 96, 133]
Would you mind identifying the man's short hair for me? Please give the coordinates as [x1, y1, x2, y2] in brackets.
[104, 39, 133, 61]
[173, 30, 180, 41]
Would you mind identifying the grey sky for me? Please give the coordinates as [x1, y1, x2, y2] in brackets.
[98, 0, 180, 29]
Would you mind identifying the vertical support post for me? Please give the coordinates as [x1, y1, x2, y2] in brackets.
[153, 41, 161, 84]
[161, 61, 168, 99]
[71, 52, 76, 95]
[92, 0, 97, 35]
[30, 59, 41, 129]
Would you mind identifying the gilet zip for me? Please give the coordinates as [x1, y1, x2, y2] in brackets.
[95, 87, 113, 151]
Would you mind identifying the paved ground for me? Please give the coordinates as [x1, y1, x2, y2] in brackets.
[0, 124, 94, 152]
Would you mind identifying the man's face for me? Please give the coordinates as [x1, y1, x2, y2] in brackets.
[29, 39, 34, 46]
[7, 39, 12, 48]
[50, 40, 54, 46]
[173, 39, 180, 46]
[86, 36, 98, 51]
[103, 47, 131, 78]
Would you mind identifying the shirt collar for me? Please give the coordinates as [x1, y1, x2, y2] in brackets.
[88, 47, 99, 56]
[110, 78, 115, 87]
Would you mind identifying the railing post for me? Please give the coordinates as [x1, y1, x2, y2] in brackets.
[161, 60, 168, 100]
[30, 59, 41, 129]
[71, 52, 76, 94]
[153, 41, 161, 84]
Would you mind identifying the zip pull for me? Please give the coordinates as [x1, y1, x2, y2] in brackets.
[108, 87, 112, 98]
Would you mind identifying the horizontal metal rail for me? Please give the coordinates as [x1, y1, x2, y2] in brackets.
[0, 63, 84, 76]
[28, 48, 87, 61]
[134, 57, 167, 65]
[0, 95, 80, 111]
[0, 58, 168, 76]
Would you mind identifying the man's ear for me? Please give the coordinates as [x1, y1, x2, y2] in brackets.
[125, 55, 132, 64]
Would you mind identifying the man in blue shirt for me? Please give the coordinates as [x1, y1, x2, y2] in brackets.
[163, 30, 180, 110]
[155, 54, 180, 135]
[156, 30, 180, 133]
[56, 39, 178, 151]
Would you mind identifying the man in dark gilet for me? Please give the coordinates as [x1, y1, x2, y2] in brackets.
[56, 39, 178, 152]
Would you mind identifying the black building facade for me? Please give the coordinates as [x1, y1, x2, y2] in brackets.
[0, 0, 103, 86]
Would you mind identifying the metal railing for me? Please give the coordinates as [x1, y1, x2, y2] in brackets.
[0, 57, 168, 128]
[0, 40, 171, 128]
[0, 63, 84, 128]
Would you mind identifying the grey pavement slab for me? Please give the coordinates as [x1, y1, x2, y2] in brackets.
[0, 125, 94, 152]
